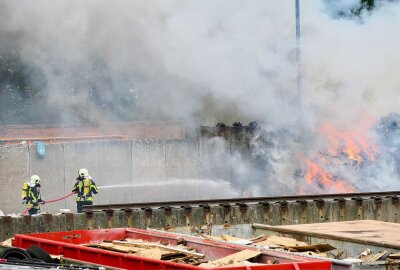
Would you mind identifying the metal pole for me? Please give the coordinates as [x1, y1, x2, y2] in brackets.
[295, 0, 302, 109]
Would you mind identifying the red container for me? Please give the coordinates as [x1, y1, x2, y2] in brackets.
[12, 228, 331, 270]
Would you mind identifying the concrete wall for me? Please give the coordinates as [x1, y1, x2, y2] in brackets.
[1, 195, 397, 241]
[0, 144, 29, 213]
[0, 127, 256, 214]
[0, 139, 206, 214]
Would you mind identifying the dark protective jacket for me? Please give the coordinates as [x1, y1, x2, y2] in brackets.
[72, 177, 99, 202]
[21, 182, 43, 209]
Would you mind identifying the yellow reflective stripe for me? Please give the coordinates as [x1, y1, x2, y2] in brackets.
[90, 184, 98, 192]
[75, 179, 97, 201]
[22, 183, 28, 198]
[28, 189, 37, 203]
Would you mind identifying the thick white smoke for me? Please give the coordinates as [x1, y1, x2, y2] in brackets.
[2, 0, 399, 126]
[1, 0, 400, 197]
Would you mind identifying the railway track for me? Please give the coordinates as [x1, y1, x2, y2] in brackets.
[83, 190, 400, 212]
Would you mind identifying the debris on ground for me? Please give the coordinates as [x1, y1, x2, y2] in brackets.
[199, 249, 262, 268]
[85, 238, 206, 265]
[355, 249, 390, 263]
[84, 238, 269, 267]
[201, 234, 400, 263]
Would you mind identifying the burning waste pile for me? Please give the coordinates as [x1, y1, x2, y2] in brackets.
[242, 113, 400, 195]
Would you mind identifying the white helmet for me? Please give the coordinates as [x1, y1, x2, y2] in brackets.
[29, 175, 41, 187]
[78, 168, 89, 179]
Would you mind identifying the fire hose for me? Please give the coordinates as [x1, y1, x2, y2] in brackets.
[21, 192, 76, 215]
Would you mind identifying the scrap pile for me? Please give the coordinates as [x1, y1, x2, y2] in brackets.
[199, 250, 263, 268]
[346, 249, 400, 263]
[84, 238, 266, 268]
[85, 238, 206, 265]
[202, 234, 400, 263]
[203, 234, 336, 258]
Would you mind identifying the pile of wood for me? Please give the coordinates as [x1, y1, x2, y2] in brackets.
[85, 238, 206, 265]
[202, 234, 400, 263]
[202, 234, 336, 258]
[199, 250, 263, 268]
[344, 249, 394, 263]
[84, 238, 267, 268]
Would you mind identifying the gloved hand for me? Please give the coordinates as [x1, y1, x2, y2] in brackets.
[41, 201, 46, 205]
[22, 199, 26, 205]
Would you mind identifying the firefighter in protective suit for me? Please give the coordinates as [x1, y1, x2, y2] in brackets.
[22, 175, 45, 215]
[72, 168, 99, 213]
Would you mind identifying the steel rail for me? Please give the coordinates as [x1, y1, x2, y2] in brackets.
[83, 190, 400, 212]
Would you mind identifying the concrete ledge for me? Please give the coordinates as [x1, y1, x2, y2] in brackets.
[1, 196, 399, 241]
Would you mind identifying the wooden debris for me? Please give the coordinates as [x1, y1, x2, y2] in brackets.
[135, 248, 162, 260]
[388, 252, 400, 259]
[329, 250, 344, 260]
[85, 242, 142, 253]
[85, 237, 211, 266]
[199, 249, 262, 268]
[255, 235, 307, 249]
[248, 234, 268, 243]
[287, 243, 336, 252]
[114, 239, 205, 258]
[361, 251, 389, 263]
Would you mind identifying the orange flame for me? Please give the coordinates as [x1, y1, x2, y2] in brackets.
[319, 123, 379, 165]
[300, 116, 379, 193]
[303, 159, 355, 193]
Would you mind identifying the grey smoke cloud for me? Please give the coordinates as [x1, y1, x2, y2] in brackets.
[1, 0, 400, 197]
[1, 1, 399, 126]
[0, 0, 299, 126]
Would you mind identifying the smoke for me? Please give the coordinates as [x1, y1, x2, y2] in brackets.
[1, 0, 398, 126]
[1, 0, 400, 199]
[0, 0, 298, 126]
[302, 1, 400, 127]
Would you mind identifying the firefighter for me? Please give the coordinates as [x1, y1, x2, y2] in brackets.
[72, 168, 99, 213]
[22, 175, 45, 215]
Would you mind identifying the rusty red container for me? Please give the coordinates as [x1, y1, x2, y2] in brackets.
[12, 228, 331, 270]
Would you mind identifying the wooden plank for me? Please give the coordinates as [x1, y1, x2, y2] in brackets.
[249, 234, 268, 243]
[199, 250, 262, 268]
[389, 252, 400, 259]
[84, 242, 142, 253]
[135, 249, 162, 260]
[362, 251, 389, 263]
[287, 243, 336, 252]
[266, 220, 400, 248]
[255, 235, 306, 248]
[114, 240, 205, 258]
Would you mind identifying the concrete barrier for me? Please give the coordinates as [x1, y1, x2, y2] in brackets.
[1, 195, 398, 242]
[0, 126, 254, 214]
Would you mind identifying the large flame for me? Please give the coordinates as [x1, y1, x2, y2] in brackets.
[302, 158, 355, 193]
[319, 123, 379, 165]
[300, 118, 379, 193]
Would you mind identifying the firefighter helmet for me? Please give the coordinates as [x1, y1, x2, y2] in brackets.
[78, 168, 89, 179]
[29, 175, 41, 186]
